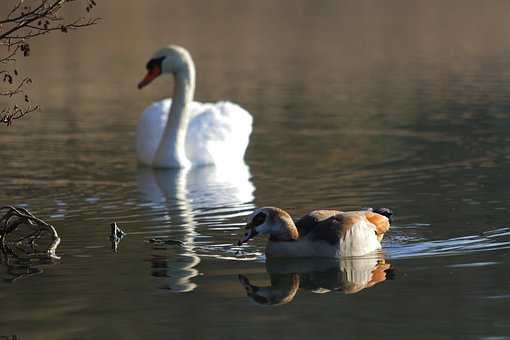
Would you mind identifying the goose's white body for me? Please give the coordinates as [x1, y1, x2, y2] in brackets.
[137, 99, 252, 167]
[137, 45, 253, 168]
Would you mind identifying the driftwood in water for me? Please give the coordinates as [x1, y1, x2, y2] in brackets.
[0, 205, 61, 258]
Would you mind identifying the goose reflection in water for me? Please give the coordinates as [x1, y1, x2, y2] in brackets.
[239, 255, 394, 305]
[137, 163, 255, 292]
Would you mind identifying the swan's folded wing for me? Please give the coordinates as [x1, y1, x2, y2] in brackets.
[186, 101, 253, 166]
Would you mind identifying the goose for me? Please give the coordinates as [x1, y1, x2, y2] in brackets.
[137, 45, 253, 168]
[238, 207, 392, 258]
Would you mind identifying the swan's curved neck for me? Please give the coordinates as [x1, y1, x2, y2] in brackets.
[154, 63, 196, 168]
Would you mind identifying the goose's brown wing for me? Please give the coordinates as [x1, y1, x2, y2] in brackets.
[295, 210, 341, 237]
[363, 211, 391, 241]
[301, 210, 391, 245]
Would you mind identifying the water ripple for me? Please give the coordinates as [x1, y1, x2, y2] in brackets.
[386, 227, 510, 259]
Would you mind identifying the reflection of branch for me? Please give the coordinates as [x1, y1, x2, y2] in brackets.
[0, 242, 57, 283]
[0, 205, 61, 258]
[6, 264, 44, 283]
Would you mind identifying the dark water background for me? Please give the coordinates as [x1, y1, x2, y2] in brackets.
[1, 1, 510, 339]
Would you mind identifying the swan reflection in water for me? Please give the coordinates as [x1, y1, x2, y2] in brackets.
[137, 163, 255, 292]
[239, 255, 394, 305]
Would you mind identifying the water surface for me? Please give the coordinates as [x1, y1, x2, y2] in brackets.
[1, 1, 510, 339]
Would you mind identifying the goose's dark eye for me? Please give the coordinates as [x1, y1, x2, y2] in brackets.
[252, 212, 266, 226]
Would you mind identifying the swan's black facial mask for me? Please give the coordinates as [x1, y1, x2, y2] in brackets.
[138, 56, 166, 89]
[145, 56, 166, 71]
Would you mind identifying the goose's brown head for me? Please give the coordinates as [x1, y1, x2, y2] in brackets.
[238, 208, 267, 245]
[238, 207, 296, 245]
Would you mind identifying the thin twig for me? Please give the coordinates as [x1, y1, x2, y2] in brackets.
[1, 0, 99, 125]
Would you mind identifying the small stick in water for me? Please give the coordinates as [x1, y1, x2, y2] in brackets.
[110, 222, 126, 253]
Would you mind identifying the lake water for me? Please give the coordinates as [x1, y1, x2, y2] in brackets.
[1, 1, 510, 339]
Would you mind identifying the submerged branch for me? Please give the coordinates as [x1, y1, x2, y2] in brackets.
[0, 205, 61, 258]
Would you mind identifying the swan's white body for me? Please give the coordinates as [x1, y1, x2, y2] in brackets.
[137, 99, 252, 167]
[137, 45, 253, 168]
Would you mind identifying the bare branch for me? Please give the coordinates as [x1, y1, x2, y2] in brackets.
[1, 0, 99, 125]
[0, 46, 20, 63]
[0, 1, 66, 40]
[3, 17, 100, 42]
[1, 104, 39, 126]
[0, 76, 32, 96]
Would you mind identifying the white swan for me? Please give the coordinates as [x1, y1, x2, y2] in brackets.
[137, 45, 253, 168]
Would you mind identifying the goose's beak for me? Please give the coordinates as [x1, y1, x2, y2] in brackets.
[237, 223, 258, 245]
[138, 65, 161, 89]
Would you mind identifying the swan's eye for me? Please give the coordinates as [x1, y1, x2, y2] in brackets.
[146, 56, 165, 71]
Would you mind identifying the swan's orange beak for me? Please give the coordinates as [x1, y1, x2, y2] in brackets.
[138, 65, 161, 89]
